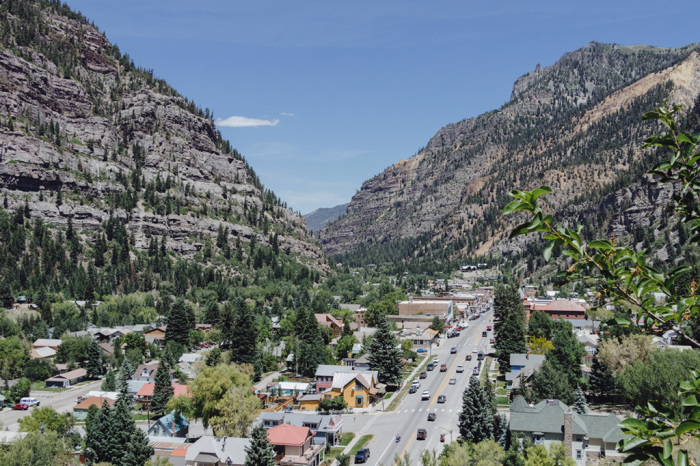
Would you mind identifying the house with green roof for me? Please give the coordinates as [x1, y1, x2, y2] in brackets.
[509, 396, 626, 465]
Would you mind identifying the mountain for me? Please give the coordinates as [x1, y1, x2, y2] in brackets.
[304, 203, 349, 233]
[0, 0, 326, 299]
[320, 42, 700, 270]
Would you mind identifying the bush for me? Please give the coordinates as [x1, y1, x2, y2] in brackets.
[317, 396, 347, 412]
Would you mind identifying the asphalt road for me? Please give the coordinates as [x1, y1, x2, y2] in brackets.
[365, 310, 493, 466]
[0, 380, 103, 431]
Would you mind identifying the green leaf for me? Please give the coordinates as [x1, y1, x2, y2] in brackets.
[588, 240, 613, 251]
[662, 439, 672, 459]
[531, 186, 553, 202]
[543, 240, 556, 262]
[675, 421, 700, 436]
[678, 449, 689, 466]
[503, 200, 523, 215]
[620, 418, 648, 430]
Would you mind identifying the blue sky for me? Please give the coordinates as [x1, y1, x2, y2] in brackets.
[66, 1, 700, 215]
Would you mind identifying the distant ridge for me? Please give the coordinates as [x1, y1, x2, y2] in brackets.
[304, 203, 349, 232]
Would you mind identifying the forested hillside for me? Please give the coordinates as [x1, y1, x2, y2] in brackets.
[321, 42, 700, 277]
[0, 0, 328, 315]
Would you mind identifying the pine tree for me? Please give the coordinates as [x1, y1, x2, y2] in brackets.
[166, 298, 193, 348]
[86, 340, 102, 379]
[589, 350, 615, 397]
[151, 360, 174, 416]
[494, 285, 527, 375]
[229, 294, 258, 366]
[116, 359, 133, 405]
[101, 369, 116, 391]
[365, 314, 403, 386]
[573, 385, 587, 414]
[458, 376, 494, 443]
[86, 400, 113, 464]
[244, 423, 276, 466]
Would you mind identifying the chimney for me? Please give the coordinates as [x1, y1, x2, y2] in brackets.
[564, 411, 573, 459]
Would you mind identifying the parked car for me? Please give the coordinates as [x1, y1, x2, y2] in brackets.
[487, 325, 492, 331]
[10, 404, 28, 410]
[416, 348, 427, 353]
[417, 428, 427, 440]
[427, 412, 436, 421]
[438, 395, 447, 403]
[427, 363, 434, 371]
[411, 380, 421, 388]
[409, 385, 417, 394]
[419, 371, 427, 379]
[450, 346, 457, 354]
[456, 365, 464, 373]
[422, 390, 430, 400]
[355, 448, 371, 463]
[433, 357, 439, 364]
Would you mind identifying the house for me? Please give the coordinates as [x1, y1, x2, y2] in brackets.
[510, 396, 626, 465]
[45, 368, 87, 388]
[98, 342, 115, 355]
[410, 328, 438, 350]
[353, 354, 371, 371]
[144, 326, 167, 345]
[178, 353, 203, 378]
[267, 424, 324, 466]
[94, 328, 132, 344]
[506, 354, 546, 390]
[300, 371, 378, 411]
[397, 300, 454, 320]
[524, 299, 587, 321]
[32, 338, 62, 351]
[314, 314, 343, 338]
[195, 323, 213, 333]
[148, 437, 191, 465]
[147, 411, 189, 438]
[314, 365, 356, 391]
[31, 346, 57, 360]
[185, 435, 251, 466]
[132, 363, 176, 384]
[136, 383, 190, 408]
[258, 412, 343, 446]
[73, 396, 115, 419]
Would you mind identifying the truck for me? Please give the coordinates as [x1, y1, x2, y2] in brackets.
[440, 364, 447, 372]
[355, 448, 370, 463]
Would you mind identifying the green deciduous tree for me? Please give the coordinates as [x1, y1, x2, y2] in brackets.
[244, 423, 276, 466]
[529, 359, 572, 405]
[365, 314, 403, 386]
[0, 431, 77, 466]
[18, 406, 72, 436]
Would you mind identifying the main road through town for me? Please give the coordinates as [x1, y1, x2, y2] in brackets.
[358, 309, 493, 466]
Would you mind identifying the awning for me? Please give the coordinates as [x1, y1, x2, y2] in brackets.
[368, 387, 378, 395]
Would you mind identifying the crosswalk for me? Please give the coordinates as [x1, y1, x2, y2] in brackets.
[398, 408, 454, 413]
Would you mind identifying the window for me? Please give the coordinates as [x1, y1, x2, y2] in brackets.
[533, 434, 544, 445]
[355, 382, 363, 391]
[576, 450, 582, 460]
[356, 395, 363, 406]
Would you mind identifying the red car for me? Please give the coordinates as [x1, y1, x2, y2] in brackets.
[10, 404, 28, 410]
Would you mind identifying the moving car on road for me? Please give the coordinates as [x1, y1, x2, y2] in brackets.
[409, 385, 417, 394]
[427, 412, 436, 421]
[422, 390, 430, 400]
[411, 380, 421, 388]
[449, 378, 457, 385]
[419, 371, 427, 379]
[456, 365, 464, 373]
[451, 346, 457, 354]
[417, 428, 427, 440]
[466, 354, 472, 361]
[438, 395, 447, 403]
[440, 364, 447, 372]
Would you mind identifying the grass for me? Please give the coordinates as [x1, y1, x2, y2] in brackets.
[496, 396, 509, 405]
[338, 433, 355, 446]
[348, 434, 374, 457]
[321, 447, 347, 465]
[480, 357, 493, 383]
[30, 381, 64, 392]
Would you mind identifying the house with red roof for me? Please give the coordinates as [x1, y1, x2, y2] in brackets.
[136, 383, 190, 408]
[267, 424, 324, 466]
[523, 298, 587, 321]
[314, 314, 343, 338]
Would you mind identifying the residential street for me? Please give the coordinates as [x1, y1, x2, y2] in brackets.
[356, 310, 493, 465]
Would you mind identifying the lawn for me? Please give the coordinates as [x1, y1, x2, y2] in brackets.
[348, 434, 374, 457]
[338, 433, 355, 446]
[30, 381, 64, 392]
[321, 447, 347, 465]
[496, 396, 509, 405]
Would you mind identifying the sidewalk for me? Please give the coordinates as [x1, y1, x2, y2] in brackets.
[254, 370, 282, 392]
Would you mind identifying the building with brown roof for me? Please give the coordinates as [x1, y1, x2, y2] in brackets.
[73, 396, 115, 419]
[267, 424, 323, 466]
[524, 299, 587, 321]
[314, 314, 343, 338]
[45, 368, 87, 388]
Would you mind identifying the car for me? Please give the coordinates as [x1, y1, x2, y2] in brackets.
[487, 325, 492, 331]
[355, 448, 371, 463]
[427, 412, 436, 421]
[449, 378, 457, 385]
[419, 371, 427, 379]
[440, 364, 447, 372]
[450, 346, 457, 354]
[417, 428, 427, 440]
[433, 357, 439, 364]
[411, 380, 421, 388]
[445, 325, 452, 329]
[447, 332, 456, 338]
[10, 404, 28, 410]
[437, 395, 447, 403]
[427, 363, 434, 371]
[422, 390, 430, 400]
[456, 365, 464, 373]
[409, 385, 417, 394]
[472, 347, 478, 353]
[453, 331, 461, 337]
[416, 348, 427, 353]
[465, 354, 472, 361]
[473, 366, 480, 375]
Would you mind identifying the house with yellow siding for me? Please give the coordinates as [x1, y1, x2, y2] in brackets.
[299, 371, 378, 410]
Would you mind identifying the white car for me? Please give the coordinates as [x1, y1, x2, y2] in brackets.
[472, 347, 478, 353]
[411, 380, 421, 388]
[433, 357, 439, 364]
[422, 390, 430, 400]
[456, 365, 464, 373]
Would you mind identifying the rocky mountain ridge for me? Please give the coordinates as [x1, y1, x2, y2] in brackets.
[320, 42, 700, 268]
[303, 203, 349, 233]
[0, 1, 325, 273]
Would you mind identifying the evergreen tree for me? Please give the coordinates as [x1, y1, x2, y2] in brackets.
[108, 397, 154, 466]
[166, 298, 193, 348]
[548, 322, 585, 388]
[529, 359, 573, 405]
[86, 340, 102, 379]
[229, 295, 257, 366]
[588, 350, 615, 397]
[86, 400, 112, 464]
[0, 282, 13, 309]
[494, 285, 527, 375]
[101, 369, 116, 391]
[244, 423, 276, 466]
[341, 317, 353, 338]
[458, 376, 494, 443]
[365, 314, 403, 386]
[573, 385, 587, 414]
[151, 360, 174, 416]
[116, 359, 133, 405]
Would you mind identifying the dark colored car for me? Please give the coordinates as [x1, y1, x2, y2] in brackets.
[420, 371, 428, 379]
[427, 412, 436, 421]
[10, 404, 28, 410]
[451, 346, 457, 354]
[417, 428, 427, 440]
[466, 354, 472, 361]
[438, 395, 447, 403]
[409, 385, 417, 394]
[427, 363, 434, 371]
[355, 448, 370, 463]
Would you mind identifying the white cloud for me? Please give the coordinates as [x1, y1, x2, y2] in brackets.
[280, 112, 295, 117]
[215, 116, 279, 128]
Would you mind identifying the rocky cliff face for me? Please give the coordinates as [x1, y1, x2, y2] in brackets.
[0, 2, 325, 270]
[320, 42, 700, 264]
